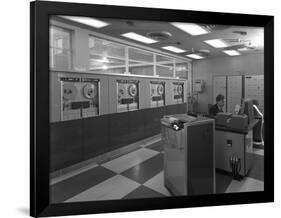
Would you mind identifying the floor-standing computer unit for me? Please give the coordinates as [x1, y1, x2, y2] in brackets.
[161, 114, 215, 195]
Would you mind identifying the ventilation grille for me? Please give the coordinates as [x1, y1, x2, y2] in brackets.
[146, 31, 172, 41]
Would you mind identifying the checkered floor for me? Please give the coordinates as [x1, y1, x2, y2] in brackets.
[50, 140, 264, 203]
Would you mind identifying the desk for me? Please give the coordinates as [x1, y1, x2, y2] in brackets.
[215, 119, 259, 177]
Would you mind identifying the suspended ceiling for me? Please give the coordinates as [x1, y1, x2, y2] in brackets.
[55, 16, 264, 60]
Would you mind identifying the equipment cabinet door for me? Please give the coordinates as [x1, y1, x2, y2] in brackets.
[187, 122, 215, 195]
[227, 76, 242, 113]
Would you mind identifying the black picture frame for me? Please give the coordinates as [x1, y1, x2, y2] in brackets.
[30, 1, 274, 217]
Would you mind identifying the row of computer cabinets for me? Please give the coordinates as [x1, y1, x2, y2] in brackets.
[50, 103, 187, 172]
[50, 71, 187, 122]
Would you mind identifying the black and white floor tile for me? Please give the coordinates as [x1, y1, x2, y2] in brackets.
[50, 140, 264, 203]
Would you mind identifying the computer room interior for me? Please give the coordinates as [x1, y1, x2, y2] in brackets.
[49, 15, 264, 203]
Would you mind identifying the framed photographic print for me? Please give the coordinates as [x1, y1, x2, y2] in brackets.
[30, 1, 274, 217]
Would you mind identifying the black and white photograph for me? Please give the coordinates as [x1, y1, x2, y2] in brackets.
[1, 0, 280, 217]
[49, 16, 265, 202]
[28, 1, 274, 217]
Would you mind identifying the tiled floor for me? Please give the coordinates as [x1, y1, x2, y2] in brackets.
[50, 139, 264, 203]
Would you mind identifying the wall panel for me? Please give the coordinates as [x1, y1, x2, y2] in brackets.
[128, 110, 145, 144]
[108, 112, 130, 151]
[144, 107, 165, 138]
[82, 115, 109, 160]
[50, 119, 83, 172]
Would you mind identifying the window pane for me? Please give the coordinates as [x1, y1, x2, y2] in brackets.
[53, 50, 71, 69]
[129, 64, 154, 76]
[156, 55, 174, 78]
[156, 64, 174, 78]
[50, 48, 71, 70]
[89, 37, 125, 59]
[128, 48, 154, 76]
[129, 48, 153, 63]
[50, 26, 71, 49]
[175, 62, 188, 79]
[50, 26, 72, 70]
[89, 54, 125, 67]
[156, 55, 173, 64]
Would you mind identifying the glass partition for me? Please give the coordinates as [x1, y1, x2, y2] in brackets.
[88, 36, 189, 78]
[156, 55, 174, 78]
[129, 48, 154, 76]
[89, 37, 126, 73]
[175, 61, 189, 79]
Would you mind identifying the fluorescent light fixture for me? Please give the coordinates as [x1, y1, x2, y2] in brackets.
[121, 32, 158, 44]
[60, 16, 109, 28]
[204, 39, 228, 48]
[223, 50, 241, 56]
[237, 47, 249, 51]
[186, 54, 204, 59]
[162, 46, 186, 53]
[171, 22, 209, 35]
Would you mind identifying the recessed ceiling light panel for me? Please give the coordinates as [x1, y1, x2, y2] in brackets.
[223, 50, 241, 56]
[171, 22, 209, 35]
[162, 46, 186, 53]
[237, 47, 249, 51]
[60, 16, 110, 28]
[204, 39, 228, 48]
[121, 32, 158, 44]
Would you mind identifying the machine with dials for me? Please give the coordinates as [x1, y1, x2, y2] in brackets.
[150, 81, 165, 107]
[61, 77, 99, 121]
[117, 79, 139, 112]
[172, 82, 184, 104]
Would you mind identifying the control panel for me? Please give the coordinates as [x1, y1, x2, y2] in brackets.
[61, 77, 99, 121]
[117, 79, 139, 113]
[172, 82, 184, 104]
[150, 81, 165, 107]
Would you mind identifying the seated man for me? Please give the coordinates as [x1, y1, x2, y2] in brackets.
[209, 94, 225, 116]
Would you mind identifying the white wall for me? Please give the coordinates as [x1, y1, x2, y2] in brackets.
[192, 53, 264, 113]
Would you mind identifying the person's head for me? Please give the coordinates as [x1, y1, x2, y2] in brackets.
[216, 94, 225, 108]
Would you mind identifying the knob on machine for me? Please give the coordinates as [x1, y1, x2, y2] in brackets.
[63, 83, 78, 100]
